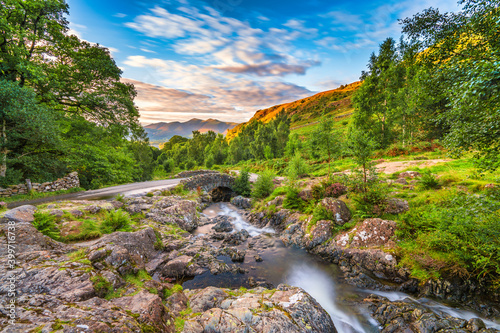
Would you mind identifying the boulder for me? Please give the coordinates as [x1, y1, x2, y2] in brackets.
[112, 290, 175, 332]
[306, 220, 333, 249]
[184, 285, 337, 333]
[393, 178, 408, 185]
[384, 198, 409, 214]
[163, 255, 196, 278]
[398, 171, 421, 179]
[320, 198, 351, 225]
[70, 209, 84, 217]
[2, 205, 37, 223]
[298, 187, 314, 201]
[212, 216, 234, 232]
[231, 195, 252, 209]
[49, 209, 64, 217]
[335, 218, 396, 248]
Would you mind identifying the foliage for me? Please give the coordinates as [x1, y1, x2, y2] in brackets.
[419, 171, 440, 190]
[233, 168, 252, 197]
[282, 185, 306, 211]
[286, 151, 309, 181]
[345, 129, 377, 192]
[324, 183, 348, 198]
[311, 204, 333, 225]
[100, 209, 132, 233]
[32, 212, 60, 240]
[90, 275, 112, 298]
[308, 116, 342, 177]
[62, 219, 101, 242]
[351, 184, 389, 217]
[396, 191, 500, 287]
[252, 170, 276, 199]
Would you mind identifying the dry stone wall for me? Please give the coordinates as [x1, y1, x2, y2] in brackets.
[0, 172, 80, 197]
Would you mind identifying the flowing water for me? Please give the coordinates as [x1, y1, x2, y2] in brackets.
[184, 203, 500, 332]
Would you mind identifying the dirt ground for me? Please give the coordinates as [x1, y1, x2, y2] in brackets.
[374, 159, 452, 174]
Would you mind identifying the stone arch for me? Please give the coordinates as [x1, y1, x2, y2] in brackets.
[179, 173, 235, 193]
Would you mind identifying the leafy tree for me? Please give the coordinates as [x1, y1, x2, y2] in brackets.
[345, 128, 376, 192]
[252, 170, 275, 199]
[309, 116, 341, 178]
[0, 80, 61, 184]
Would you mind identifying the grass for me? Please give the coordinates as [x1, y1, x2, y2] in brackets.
[3, 187, 84, 204]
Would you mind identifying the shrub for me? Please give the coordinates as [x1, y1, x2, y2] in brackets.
[352, 185, 389, 217]
[282, 186, 306, 211]
[252, 170, 275, 199]
[32, 212, 60, 240]
[311, 183, 325, 201]
[324, 183, 347, 198]
[420, 171, 440, 189]
[101, 209, 132, 233]
[287, 152, 309, 180]
[311, 204, 333, 225]
[233, 168, 252, 197]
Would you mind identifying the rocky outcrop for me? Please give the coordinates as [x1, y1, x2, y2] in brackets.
[334, 218, 396, 248]
[147, 197, 200, 231]
[399, 171, 421, 179]
[183, 284, 337, 333]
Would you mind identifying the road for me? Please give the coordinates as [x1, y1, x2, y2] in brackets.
[7, 178, 184, 209]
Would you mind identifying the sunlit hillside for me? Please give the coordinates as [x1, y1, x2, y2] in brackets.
[226, 81, 361, 139]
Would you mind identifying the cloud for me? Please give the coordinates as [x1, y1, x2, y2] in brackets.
[213, 61, 320, 77]
[140, 48, 157, 53]
[114, 13, 127, 18]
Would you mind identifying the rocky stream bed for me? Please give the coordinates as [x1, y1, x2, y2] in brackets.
[0, 190, 499, 332]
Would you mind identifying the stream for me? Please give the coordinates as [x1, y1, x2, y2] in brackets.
[184, 203, 500, 332]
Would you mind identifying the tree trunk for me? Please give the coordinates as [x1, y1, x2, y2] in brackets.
[0, 118, 7, 178]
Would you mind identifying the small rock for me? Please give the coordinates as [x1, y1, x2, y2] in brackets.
[254, 255, 263, 262]
[467, 318, 486, 332]
[3, 205, 37, 223]
[212, 216, 234, 232]
[399, 171, 421, 179]
[394, 178, 408, 185]
[384, 198, 409, 214]
[70, 209, 84, 217]
[110, 200, 124, 209]
[49, 209, 64, 217]
[84, 205, 102, 214]
[230, 196, 252, 209]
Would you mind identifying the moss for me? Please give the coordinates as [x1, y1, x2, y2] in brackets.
[90, 274, 112, 297]
[67, 249, 86, 261]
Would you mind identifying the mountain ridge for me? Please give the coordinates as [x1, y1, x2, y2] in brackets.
[145, 118, 239, 141]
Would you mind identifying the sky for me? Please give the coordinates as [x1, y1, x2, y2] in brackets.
[66, 0, 461, 125]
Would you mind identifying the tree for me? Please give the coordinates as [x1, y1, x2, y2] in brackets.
[401, 1, 500, 170]
[233, 168, 252, 197]
[309, 116, 341, 178]
[0, 80, 60, 184]
[345, 128, 377, 192]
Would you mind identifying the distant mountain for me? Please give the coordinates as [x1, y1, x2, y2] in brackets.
[144, 118, 239, 141]
[226, 81, 361, 139]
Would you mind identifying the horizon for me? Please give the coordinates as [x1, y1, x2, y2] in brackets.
[67, 0, 461, 125]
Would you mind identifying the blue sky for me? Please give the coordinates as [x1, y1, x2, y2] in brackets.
[66, 0, 461, 124]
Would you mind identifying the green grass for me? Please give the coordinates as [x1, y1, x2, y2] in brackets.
[3, 187, 84, 204]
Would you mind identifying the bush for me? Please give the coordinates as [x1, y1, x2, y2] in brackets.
[420, 171, 440, 189]
[324, 183, 347, 198]
[311, 204, 333, 225]
[101, 209, 132, 233]
[32, 212, 60, 240]
[252, 170, 275, 199]
[312, 183, 325, 201]
[352, 185, 389, 217]
[233, 168, 252, 197]
[287, 152, 309, 180]
[282, 186, 306, 211]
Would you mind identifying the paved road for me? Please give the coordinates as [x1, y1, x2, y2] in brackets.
[7, 178, 184, 208]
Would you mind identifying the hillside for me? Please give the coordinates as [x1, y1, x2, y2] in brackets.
[145, 118, 239, 141]
[226, 81, 361, 139]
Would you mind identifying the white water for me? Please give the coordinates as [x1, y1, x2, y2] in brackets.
[287, 263, 373, 333]
[215, 203, 275, 236]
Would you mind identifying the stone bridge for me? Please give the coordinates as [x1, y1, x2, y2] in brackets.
[179, 172, 235, 193]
